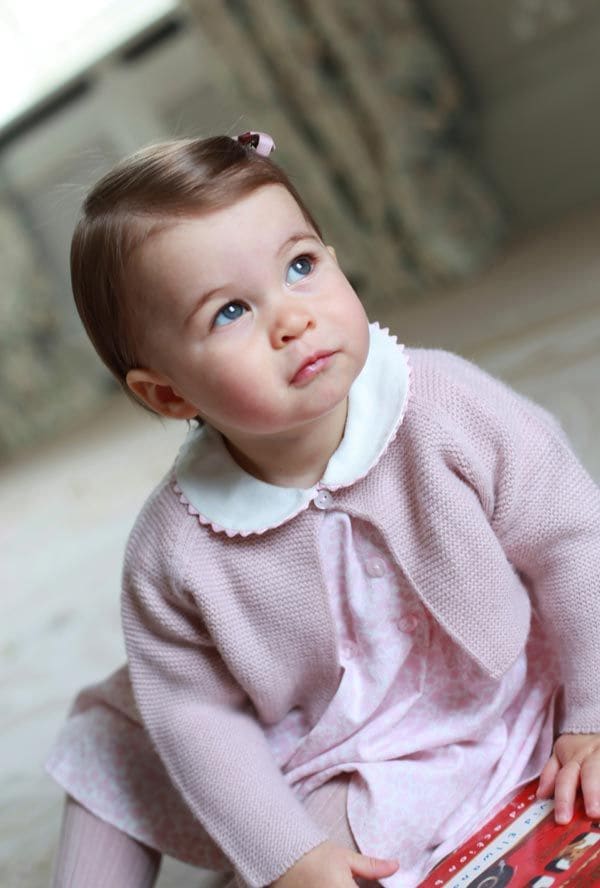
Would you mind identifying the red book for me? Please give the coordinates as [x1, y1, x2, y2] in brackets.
[418, 780, 600, 887]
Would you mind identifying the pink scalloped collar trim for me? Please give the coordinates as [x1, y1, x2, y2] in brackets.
[173, 480, 317, 538]
[328, 339, 411, 493]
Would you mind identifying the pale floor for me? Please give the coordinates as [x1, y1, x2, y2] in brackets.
[1, 205, 599, 887]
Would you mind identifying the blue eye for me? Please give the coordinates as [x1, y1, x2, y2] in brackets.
[213, 302, 247, 327]
[286, 255, 313, 284]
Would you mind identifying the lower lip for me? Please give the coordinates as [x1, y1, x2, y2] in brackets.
[291, 353, 336, 386]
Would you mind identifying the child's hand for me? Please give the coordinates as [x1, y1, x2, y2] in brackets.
[537, 732, 600, 823]
[270, 839, 400, 887]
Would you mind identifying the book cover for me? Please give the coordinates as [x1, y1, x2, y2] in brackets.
[418, 780, 600, 887]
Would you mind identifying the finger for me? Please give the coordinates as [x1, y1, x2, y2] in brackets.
[537, 755, 560, 799]
[553, 760, 581, 824]
[580, 754, 600, 820]
[348, 852, 400, 881]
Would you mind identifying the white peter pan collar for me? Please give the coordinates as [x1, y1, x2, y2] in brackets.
[174, 323, 411, 536]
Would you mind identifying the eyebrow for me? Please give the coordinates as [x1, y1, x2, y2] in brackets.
[276, 231, 321, 257]
[184, 285, 228, 326]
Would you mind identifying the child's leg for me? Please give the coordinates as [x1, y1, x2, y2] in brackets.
[224, 774, 378, 888]
[303, 775, 378, 888]
[52, 778, 376, 888]
[50, 796, 162, 888]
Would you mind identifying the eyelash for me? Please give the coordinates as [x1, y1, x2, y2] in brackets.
[211, 301, 249, 329]
[287, 252, 317, 281]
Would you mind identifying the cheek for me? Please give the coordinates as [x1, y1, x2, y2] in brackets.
[201, 359, 282, 425]
[356, 308, 371, 358]
[336, 283, 370, 349]
[329, 272, 366, 317]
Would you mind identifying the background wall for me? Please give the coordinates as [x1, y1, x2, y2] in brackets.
[421, 0, 600, 228]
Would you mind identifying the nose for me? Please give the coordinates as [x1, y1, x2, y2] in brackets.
[270, 300, 316, 348]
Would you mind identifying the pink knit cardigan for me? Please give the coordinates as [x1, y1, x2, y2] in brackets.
[121, 348, 600, 887]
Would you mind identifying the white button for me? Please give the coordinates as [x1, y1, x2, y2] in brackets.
[340, 641, 358, 659]
[314, 489, 333, 510]
[397, 614, 418, 634]
[365, 557, 386, 578]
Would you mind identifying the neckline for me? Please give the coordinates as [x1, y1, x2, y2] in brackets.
[174, 323, 411, 536]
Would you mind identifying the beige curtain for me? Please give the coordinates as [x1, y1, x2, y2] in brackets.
[187, 0, 505, 309]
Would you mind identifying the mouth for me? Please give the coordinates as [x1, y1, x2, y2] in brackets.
[291, 350, 338, 386]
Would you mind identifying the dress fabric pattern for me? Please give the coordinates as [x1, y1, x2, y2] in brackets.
[46, 509, 557, 887]
[264, 511, 557, 886]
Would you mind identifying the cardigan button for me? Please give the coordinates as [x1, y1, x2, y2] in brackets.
[314, 489, 333, 510]
[340, 641, 358, 660]
[397, 614, 418, 634]
[365, 557, 386, 578]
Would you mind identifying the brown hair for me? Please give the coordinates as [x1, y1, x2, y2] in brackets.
[70, 135, 322, 405]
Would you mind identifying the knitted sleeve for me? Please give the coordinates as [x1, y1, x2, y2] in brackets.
[420, 350, 600, 733]
[120, 479, 327, 888]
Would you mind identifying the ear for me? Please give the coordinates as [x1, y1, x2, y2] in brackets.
[126, 368, 198, 420]
[326, 244, 338, 263]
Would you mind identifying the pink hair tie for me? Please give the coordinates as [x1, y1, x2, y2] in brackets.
[236, 131, 276, 157]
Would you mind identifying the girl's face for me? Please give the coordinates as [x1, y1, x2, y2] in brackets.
[126, 185, 370, 443]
